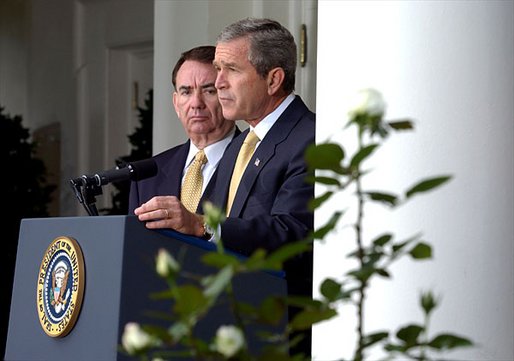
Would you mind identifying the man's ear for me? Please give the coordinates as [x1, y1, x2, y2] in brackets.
[267, 67, 285, 95]
[172, 92, 180, 116]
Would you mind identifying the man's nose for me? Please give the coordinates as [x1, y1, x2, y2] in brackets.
[215, 70, 226, 90]
[190, 90, 205, 108]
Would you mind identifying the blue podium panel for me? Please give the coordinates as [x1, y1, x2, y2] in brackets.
[5, 216, 286, 361]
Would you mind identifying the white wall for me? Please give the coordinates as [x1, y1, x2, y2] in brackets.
[314, 1, 513, 360]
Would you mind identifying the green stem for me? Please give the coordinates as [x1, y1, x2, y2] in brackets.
[355, 133, 366, 361]
[420, 310, 430, 360]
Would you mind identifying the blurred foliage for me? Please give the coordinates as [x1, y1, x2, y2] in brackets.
[1, 105, 56, 355]
[120, 90, 473, 361]
[303, 89, 472, 360]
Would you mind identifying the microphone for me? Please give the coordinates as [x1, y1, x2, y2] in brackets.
[75, 158, 158, 187]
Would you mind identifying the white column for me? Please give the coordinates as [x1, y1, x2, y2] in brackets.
[314, 1, 514, 360]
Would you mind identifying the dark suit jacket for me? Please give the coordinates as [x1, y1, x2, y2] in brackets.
[128, 127, 241, 215]
[210, 95, 315, 299]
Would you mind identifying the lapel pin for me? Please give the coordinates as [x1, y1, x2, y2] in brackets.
[254, 158, 261, 167]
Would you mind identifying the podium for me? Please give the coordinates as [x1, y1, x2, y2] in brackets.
[5, 216, 287, 361]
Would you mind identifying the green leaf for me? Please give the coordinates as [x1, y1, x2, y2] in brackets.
[290, 307, 338, 330]
[346, 248, 362, 259]
[202, 265, 233, 298]
[234, 301, 258, 319]
[373, 233, 393, 247]
[308, 191, 334, 210]
[409, 242, 432, 259]
[347, 266, 375, 283]
[387, 119, 414, 131]
[202, 252, 240, 269]
[376, 268, 390, 278]
[173, 285, 209, 318]
[310, 211, 343, 240]
[305, 143, 345, 171]
[392, 240, 410, 254]
[168, 321, 190, 342]
[262, 241, 312, 271]
[180, 338, 211, 355]
[320, 278, 342, 302]
[259, 296, 286, 325]
[149, 289, 175, 301]
[142, 325, 173, 343]
[364, 191, 398, 207]
[350, 144, 379, 169]
[390, 233, 423, 260]
[244, 248, 268, 271]
[309, 176, 341, 186]
[384, 343, 407, 352]
[428, 333, 473, 350]
[405, 175, 452, 199]
[396, 324, 424, 347]
[364, 251, 383, 266]
[362, 331, 389, 348]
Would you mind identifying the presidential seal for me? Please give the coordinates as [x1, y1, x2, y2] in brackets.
[36, 236, 85, 337]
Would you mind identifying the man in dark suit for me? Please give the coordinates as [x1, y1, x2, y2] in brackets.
[135, 18, 315, 357]
[212, 18, 315, 357]
[129, 46, 239, 214]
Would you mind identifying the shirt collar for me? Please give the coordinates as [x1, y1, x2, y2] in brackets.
[186, 126, 236, 166]
[251, 93, 295, 141]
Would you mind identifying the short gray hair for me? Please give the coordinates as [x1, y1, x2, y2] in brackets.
[217, 18, 297, 93]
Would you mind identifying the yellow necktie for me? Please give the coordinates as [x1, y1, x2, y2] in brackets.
[181, 149, 207, 213]
[227, 131, 259, 216]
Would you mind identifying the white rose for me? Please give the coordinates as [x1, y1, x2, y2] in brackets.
[215, 325, 245, 358]
[122, 322, 158, 355]
[348, 88, 386, 119]
[156, 248, 179, 278]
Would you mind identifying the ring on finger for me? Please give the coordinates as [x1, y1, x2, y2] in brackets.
[163, 208, 169, 219]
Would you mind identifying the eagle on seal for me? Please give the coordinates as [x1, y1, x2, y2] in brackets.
[51, 261, 69, 309]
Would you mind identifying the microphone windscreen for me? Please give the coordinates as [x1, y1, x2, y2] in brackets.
[128, 158, 158, 181]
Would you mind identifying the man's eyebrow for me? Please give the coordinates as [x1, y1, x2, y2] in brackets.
[177, 83, 216, 92]
[213, 59, 237, 68]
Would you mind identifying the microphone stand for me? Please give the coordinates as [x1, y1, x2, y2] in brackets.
[69, 177, 102, 216]
[69, 159, 156, 216]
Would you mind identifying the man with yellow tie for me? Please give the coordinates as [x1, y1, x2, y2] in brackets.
[128, 46, 239, 215]
[135, 18, 315, 357]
